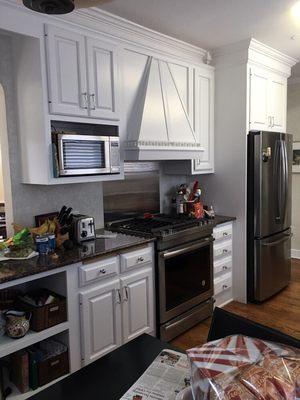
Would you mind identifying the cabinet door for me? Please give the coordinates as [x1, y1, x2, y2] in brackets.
[249, 66, 270, 131]
[268, 74, 287, 132]
[86, 38, 119, 120]
[193, 66, 214, 173]
[45, 25, 88, 117]
[80, 279, 122, 365]
[121, 267, 154, 343]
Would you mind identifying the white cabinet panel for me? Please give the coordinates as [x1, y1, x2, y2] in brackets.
[87, 38, 119, 120]
[249, 67, 269, 131]
[80, 279, 122, 365]
[121, 268, 154, 343]
[249, 66, 287, 133]
[269, 74, 286, 132]
[193, 66, 214, 173]
[46, 25, 88, 117]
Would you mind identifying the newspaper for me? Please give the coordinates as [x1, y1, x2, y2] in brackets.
[119, 349, 191, 400]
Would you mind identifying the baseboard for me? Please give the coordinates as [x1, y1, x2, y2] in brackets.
[291, 249, 300, 259]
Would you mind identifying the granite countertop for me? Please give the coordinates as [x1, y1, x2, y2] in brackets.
[214, 215, 236, 226]
[0, 230, 154, 285]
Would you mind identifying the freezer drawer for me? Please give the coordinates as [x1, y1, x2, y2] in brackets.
[254, 229, 291, 301]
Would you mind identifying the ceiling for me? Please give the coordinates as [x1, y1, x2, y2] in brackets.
[77, 0, 300, 76]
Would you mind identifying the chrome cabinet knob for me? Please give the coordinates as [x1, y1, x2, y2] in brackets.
[222, 266, 228, 270]
[137, 256, 144, 262]
[222, 284, 228, 290]
[222, 249, 228, 254]
[99, 269, 106, 274]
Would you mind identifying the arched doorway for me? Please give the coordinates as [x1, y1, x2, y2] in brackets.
[0, 84, 13, 238]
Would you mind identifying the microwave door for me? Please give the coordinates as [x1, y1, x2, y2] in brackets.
[58, 135, 111, 176]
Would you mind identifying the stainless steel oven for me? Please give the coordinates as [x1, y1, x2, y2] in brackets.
[158, 236, 214, 340]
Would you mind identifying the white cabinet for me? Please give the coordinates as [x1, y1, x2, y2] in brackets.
[80, 278, 122, 365]
[86, 38, 119, 120]
[46, 25, 88, 117]
[121, 268, 154, 343]
[162, 65, 214, 174]
[79, 245, 155, 366]
[249, 66, 287, 132]
[46, 25, 120, 120]
[192, 66, 214, 173]
[213, 222, 234, 307]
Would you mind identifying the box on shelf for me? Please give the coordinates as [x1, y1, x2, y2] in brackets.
[17, 289, 67, 332]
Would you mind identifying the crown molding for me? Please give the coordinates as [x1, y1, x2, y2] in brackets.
[0, 0, 209, 65]
[212, 38, 298, 76]
[248, 39, 298, 68]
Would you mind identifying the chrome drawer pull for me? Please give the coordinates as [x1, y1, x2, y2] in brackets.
[137, 256, 144, 262]
[222, 249, 228, 254]
[222, 284, 228, 290]
[222, 266, 228, 270]
[223, 232, 229, 236]
[98, 269, 106, 274]
[115, 289, 122, 304]
[123, 286, 129, 301]
[81, 92, 88, 109]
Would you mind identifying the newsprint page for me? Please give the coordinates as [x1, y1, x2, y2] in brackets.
[120, 349, 191, 400]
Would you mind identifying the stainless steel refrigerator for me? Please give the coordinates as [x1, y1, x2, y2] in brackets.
[247, 131, 293, 302]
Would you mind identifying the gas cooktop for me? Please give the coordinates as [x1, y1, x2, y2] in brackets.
[107, 214, 214, 239]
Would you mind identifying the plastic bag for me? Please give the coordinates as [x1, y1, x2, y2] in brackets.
[186, 335, 300, 400]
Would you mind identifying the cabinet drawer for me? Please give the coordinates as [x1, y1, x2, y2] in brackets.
[79, 256, 119, 287]
[120, 246, 152, 273]
[214, 256, 232, 276]
[214, 273, 232, 296]
[213, 223, 232, 242]
[214, 240, 232, 258]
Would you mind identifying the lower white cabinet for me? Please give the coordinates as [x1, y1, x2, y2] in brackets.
[121, 268, 154, 343]
[79, 278, 122, 365]
[79, 245, 155, 366]
[213, 222, 234, 307]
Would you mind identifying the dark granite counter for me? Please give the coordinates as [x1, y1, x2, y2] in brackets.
[214, 215, 236, 226]
[0, 230, 154, 285]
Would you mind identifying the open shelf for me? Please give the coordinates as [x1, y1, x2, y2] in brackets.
[0, 322, 69, 358]
[6, 373, 70, 400]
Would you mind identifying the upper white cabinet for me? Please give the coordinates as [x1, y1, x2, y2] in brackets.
[193, 66, 214, 173]
[162, 65, 214, 174]
[249, 66, 287, 132]
[46, 25, 120, 120]
[46, 26, 88, 117]
[86, 38, 119, 120]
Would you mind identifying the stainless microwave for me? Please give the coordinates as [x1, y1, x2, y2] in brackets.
[57, 134, 120, 176]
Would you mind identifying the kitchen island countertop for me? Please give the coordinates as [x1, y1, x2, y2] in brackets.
[0, 230, 154, 285]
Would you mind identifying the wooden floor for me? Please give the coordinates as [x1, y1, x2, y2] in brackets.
[170, 259, 300, 351]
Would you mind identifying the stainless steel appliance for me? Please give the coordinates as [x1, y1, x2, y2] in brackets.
[247, 131, 293, 302]
[57, 134, 120, 176]
[108, 214, 214, 341]
[70, 214, 96, 244]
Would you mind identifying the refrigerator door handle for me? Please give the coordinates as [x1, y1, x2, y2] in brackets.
[261, 233, 293, 247]
[281, 140, 289, 225]
[274, 140, 281, 222]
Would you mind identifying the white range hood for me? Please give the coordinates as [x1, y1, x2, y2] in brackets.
[124, 55, 204, 161]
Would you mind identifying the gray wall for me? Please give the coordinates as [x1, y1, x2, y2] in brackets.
[0, 35, 104, 229]
[287, 81, 300, 253]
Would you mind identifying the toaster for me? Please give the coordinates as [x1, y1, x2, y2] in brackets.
[71, 214, 96, 243]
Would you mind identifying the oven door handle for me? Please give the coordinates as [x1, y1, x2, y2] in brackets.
[160, 237, 213, 259]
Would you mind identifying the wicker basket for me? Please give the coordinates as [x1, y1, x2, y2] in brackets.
[0, 289, 20, 310]
[17, 289, 67, 332]
[37, 350, 69, 386]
